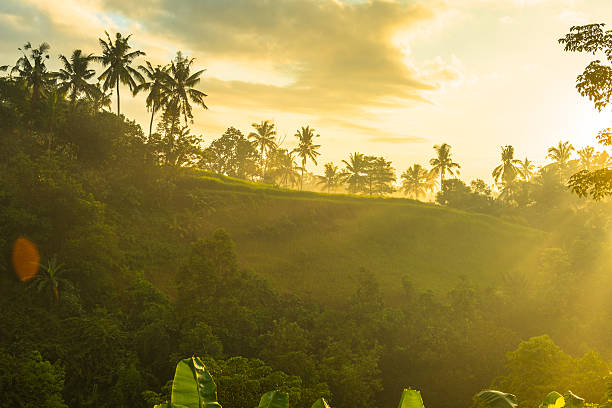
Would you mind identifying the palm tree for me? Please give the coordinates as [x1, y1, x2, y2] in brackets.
[577, 146, 595, 170]
[342, 152, 367, 193]
[595, 150, 612, 169]
[11, 42, 55, 106]
[429, 143, 460, 191]
[273, 149, 300, 188]
[401, 164, 433, 199]
[547, 141, 574, 170]
[31, 257, 70, 302]
[57, 49, 98, 106]
[88, 82, 113, 112]
[518, 157, 535, 181]
[492, 145, 522, 185]
[317, 163, 343, 193]
[134, 61, 170, 138]
[248, 120, 278, 172]
[96, 31, 145, 115]
[164, 52, 208, 125]
[292, 126, 321, 190]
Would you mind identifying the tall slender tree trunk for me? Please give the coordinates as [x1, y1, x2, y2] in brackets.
[116, 78, 120, 116]
[261, 146, 266, 180]
[300, 159, 305, 190]
[149, 105, 155, 139]
[32, 83, 39, 108]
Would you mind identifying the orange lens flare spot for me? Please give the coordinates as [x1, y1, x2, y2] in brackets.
[12, 237, 40, 282]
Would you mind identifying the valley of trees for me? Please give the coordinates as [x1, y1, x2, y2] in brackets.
[1, 24, 612, 408]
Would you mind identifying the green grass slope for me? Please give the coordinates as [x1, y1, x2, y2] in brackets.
[123, 169, 547, 304]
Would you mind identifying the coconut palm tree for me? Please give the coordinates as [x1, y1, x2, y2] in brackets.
[401, 164, 433, 199]
[594, 150, 612, 169]
[430, 143, 460, 191]
[87, 82, 113, 112]
[518, 157, 535, 181]
[272, 149, 300, 188]
[96, 31, 145, 116]
[547, 140, 574, 170]
[56, 49, 98, 106]
[134, 61, 170, 138]
[577, 146, 595, 170]
[317, 162, 343, 193]
[492, 145, 522, 185]
[11, 42, 55, 106]
[292, 126, 321, 190]
[164, 52, 208, 125]
[342, 152, 367, 193]
[248, 120, 278, 171]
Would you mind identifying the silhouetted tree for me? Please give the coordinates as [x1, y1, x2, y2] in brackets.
[401, 164, 433, 199]
[202, 127, 260, 179]
[165, 52, 208, 125]
[519, 158, 535, 181]
[87, 82, 113, 112]
[134, 61, 170, 138]
[96, 31, 145, 115]
[57, 49, 98, 106]
[363, 156, 395, 196]
[430, 143, 460, 191]
[11, 42, 55, 107]
[578, 146, 595, 170]
[317, 162, 342, 193]
[267, 148, 300, 187]
[249, 120, 278, 174]
[150, 108, 202, 167]
[547, 141, 574, 172]
[292, 126, 321, 190]
[342, 152, 367, 193]
[492, 145, 521, 185]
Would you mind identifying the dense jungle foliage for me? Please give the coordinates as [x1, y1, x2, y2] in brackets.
[2, 27, 612, 408]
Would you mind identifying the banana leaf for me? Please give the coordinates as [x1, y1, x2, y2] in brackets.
[258, 391, 289, 408]
[477, 390, 518, 408]
[541, 391, 564, 408]
[311, 398, 331, 408]
[563, 391, 584, 408]
[397, 389, 425, 408]
[171, 357, 222, 408]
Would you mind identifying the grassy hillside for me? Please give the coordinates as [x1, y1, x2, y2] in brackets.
[121, 169, 546, 304]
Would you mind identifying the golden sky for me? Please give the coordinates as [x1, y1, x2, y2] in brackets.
[1, 0, 612, 182]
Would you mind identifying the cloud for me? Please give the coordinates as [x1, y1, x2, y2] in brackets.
[98, 0, 456, 113]
[370, 135, 427, 144]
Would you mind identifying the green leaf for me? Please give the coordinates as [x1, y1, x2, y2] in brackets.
[540, 391, 565, 408]
[476, 390, 518, 408]
[397, 389, 425, 408]
[563, 391, 584, 408]
[311, 397, 331, 408]
[258, 391, 289, 408]
[171, 357, 222, 408]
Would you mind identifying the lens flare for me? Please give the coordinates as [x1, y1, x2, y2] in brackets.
[11, 237, 40, 282]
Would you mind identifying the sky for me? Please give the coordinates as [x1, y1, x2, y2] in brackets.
[1, 0, 612, 183]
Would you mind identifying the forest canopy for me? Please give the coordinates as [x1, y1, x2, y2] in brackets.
[1, 18, 612, 408]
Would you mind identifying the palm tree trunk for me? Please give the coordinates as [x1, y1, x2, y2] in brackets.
[149, 106, 155, 139]
[301, 159, 305, 190]
[32, 83, 39, 107]
[116, 78, 120, 116]
[261, 146, 266, 179]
